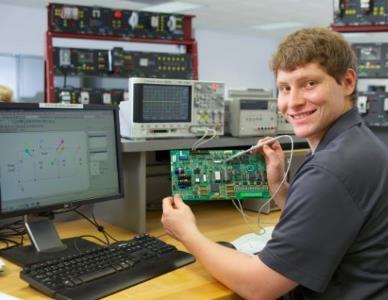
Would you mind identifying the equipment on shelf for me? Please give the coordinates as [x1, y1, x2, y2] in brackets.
[109, 47, 193, 79]
[20, 234, 195, 299]
[45, 3, 197, 102]
[120, 77, 225, 139]
[54, 87, 127, 105]
[225, 89, 278, 137]
[352, 43, 388, 78]
[333, 0, 387, 26]
[53, 47, 193, 79]
[170, 149, 270, 201]
[224, 89, 273, 135]
[332, 5, 388, 129]
[358, 89, 388, 127]
[48, 3, 191, 40]
[229, 97, 277, 137]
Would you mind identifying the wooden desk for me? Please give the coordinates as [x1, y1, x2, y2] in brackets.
[0, 202, 280, 299]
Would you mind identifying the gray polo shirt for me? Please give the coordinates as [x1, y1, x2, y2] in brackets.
[259, 107, 388, 299]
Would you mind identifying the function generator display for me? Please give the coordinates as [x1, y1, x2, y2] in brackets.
[170, 149, 270, 201]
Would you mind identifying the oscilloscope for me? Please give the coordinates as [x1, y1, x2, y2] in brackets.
[119, 77, 225, 139]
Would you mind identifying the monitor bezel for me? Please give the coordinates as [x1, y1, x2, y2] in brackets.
[0, 102, 124, 219]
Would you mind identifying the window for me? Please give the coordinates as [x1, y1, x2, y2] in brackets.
[0, 54, 44, 102]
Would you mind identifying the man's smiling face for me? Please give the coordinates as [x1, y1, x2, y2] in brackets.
[276, 63, 355, 150]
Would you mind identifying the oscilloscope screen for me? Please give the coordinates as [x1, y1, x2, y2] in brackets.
[133, 84, 192, 123]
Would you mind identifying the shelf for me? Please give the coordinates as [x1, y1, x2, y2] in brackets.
[46, 31, 196, 46]
[121, 136, 307, 152]
[331, 24, 388, 33]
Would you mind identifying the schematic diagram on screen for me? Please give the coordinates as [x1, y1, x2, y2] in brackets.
[0, 131, 89, 201]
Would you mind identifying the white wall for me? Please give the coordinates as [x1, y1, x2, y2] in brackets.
[0, 3, 277, 92]
[196, 29, 277, 92]
[0, 4, 46, 56]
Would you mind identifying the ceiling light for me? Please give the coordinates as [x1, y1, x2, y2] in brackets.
[253, 22, 305, 30]
[141, 1, 203, 13]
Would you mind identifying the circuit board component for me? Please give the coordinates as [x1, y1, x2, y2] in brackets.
[170, 149, 270, 201]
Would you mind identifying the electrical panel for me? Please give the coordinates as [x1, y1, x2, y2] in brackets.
[109, 47, 193, 79]
[54, 48, 110, 76]
[45, 3, 197, 103]
[54, 87, 126, 105]
[352, 43, 388, 78]
[333, 0, 387, 26]
[53, 47, 193, 79]
[48, 3, 189, 40]
[358, 90, 388, 126]
[170, 149, 270, 201]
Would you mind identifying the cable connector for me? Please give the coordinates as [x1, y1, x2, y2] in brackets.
[189, 126, 209, 134]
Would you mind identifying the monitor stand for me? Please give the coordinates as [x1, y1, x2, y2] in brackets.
[0, 215, 101, 267]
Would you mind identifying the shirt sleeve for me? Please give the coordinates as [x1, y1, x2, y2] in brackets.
[259, 164, 364, 292]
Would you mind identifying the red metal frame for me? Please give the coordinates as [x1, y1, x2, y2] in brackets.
[331, 24, 388, 32]
[45, 32, 55, 102]
[45, 14, 198, 102]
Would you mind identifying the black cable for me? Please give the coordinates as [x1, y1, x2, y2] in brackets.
[0, 218, 27, 250]
[0, 237, 21, 248]
[73, 209, 121, 245]
[91, 209, 120, 243]
[89, 211, 110, 244]
[52, 206, 81, 215]
[77, 235, 108, 246]
[74, 209, 109, 245]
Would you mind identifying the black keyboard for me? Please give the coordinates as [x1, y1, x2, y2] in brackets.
[21, 234, 195, 300]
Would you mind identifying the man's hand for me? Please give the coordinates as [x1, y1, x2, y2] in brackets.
[255, 137, 289, 208]
[161, 194, 198, 242]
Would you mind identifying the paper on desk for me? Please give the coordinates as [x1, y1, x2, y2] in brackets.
[231, 226, 274, 255]
[0, 292, 21, 300]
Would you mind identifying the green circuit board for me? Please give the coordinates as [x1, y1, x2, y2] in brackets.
[170, 149, 270, 201]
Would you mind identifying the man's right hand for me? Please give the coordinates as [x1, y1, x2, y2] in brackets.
[161, 194, 199, 243]
[255, 137, 289, 209]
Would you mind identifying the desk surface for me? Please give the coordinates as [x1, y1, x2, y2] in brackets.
[1, 202, 280, 300]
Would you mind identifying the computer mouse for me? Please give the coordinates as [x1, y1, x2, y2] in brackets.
[216, 241, 236, 249]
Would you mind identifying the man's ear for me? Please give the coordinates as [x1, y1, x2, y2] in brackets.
[342, 68, 357, 97]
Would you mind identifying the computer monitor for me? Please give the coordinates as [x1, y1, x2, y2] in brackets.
[0, 103, 124, 266]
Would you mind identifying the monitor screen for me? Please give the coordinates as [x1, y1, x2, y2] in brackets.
[133, 83, 192, 122]
[0, 103, 123, 218]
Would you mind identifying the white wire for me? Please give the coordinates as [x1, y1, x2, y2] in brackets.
[191, 128, 208, 150]
[191, 127, 218, 150]
[195, 128, 218, 149]
[232, 198, 264, 234]
[224, 135, 291, 162]
[256, 135, 294, 232]
[230, 135, 295, 235]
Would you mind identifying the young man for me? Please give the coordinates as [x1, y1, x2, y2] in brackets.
[161, 27, 388, 299]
